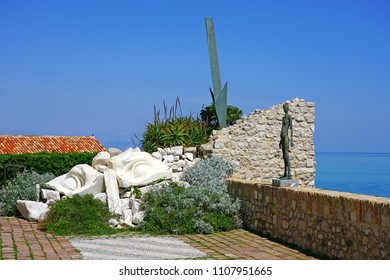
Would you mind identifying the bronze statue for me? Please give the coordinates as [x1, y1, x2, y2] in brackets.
[279, 103, 294, 179]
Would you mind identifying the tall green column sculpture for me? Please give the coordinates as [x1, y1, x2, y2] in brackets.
[205, 18, 227, 128]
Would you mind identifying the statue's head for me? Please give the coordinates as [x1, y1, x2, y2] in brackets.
[283, 103, 289, 113]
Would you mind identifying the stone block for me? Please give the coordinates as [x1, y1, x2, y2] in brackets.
[171, 146, 183, 156]
[94, 193, 107, 204]
[132, 211, 145, 225]
[122, 209, 133, 226]
[40, 189, 61, 201]
[272, 178, 299, 188]
[104, 169, 121, 215]
[184, 152, 194, 161]
[16, 200, 49, 221]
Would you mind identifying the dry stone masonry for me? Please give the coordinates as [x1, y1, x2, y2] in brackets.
[227, 178, 390, 259]
[200, 98, 315, 186]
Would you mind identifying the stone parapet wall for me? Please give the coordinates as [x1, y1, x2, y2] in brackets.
[200, 98, 315, 186]
[227, 178, 390, 259]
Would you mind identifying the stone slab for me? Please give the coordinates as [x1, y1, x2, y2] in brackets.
[272, 178, 299, 188]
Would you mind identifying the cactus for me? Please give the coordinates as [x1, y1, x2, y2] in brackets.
[205, 18, 227, 128]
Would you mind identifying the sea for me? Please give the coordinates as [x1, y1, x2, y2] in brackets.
[315, 152, 390, 198]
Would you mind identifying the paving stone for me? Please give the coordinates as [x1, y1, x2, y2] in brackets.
[0, 217, 315, 260]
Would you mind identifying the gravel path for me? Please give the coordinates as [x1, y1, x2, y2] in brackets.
[68, 235, 207, 260]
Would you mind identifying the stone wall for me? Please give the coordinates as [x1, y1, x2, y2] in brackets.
[200, 98, 315, 186]
[227, 178, 390, 259]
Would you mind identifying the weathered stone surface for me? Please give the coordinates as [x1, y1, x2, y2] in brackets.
[94, 193, 107, 204]
[16, 200, 49, 221]
[132, 211, 145, 225]
[45, 164, 105, 197]
[122, 209, 133, 226]
[184, 152, 194, 161]
[200, 99, 315, 186]
[108, 218, 119, 227]
[272, 178, 300, 188]
[184, 147, 197, 156]
[131, 198, 142, 214]
[40, 189, 61, 201]
[104, 169, 121, 215]
[213, 139, 225, 149]
[171, 146, 183, 156]
[228, 178, 390, 260]
[162, 155, 174, 163]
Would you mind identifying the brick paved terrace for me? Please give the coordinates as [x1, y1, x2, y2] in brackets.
[0, 217, 317, 260]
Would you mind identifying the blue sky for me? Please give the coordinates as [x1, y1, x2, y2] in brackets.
[0, 0, 389, 152]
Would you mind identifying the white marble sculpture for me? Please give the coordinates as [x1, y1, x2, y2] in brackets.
[107, 148, 172, 188]
[45, 164, 105, 197]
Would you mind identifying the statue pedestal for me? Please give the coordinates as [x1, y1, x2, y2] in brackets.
[272, 178, 299, 188]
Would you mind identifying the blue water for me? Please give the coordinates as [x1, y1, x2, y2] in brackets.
[315, 153, 390, 198]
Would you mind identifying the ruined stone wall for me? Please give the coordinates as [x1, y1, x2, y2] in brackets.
[200, 98, 315, 186]
[228, 179, 390, 259]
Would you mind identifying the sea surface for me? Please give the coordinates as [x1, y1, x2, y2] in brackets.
[315, 152, 390, 198]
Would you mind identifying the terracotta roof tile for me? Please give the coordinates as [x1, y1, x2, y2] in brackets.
[0, 135, 106, 154]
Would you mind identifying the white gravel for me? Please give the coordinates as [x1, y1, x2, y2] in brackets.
[68, 235, 206, 260]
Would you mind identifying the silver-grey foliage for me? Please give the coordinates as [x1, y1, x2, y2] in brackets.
[0, 170, 55, 216]
[181, 156, 234, 194]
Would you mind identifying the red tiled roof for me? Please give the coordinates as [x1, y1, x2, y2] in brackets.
[0, 135, 106, 154]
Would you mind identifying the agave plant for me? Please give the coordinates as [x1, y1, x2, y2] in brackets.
[141, 98, 212, 152]
[161, 119, 188, 147]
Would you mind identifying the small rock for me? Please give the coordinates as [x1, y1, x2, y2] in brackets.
[171, 146, 183, 156]
[184, 152, 194, 161]
[173, 155, 180, 161]
[122, 209, 133, 226]
[132, 211, 145, 225]
[184, 146, 197, 155]
[46, 199, 57, 206]
[163, 155, 174, 163]
[158, 147, 167, 156]
[16, 200, 49, 222]
[120, 198, 131, 212]
[131, 198, 142, 214]
[171, 165, 179, 173]
[151, 151, 162, 160]
[94, 193, 107, 204]
[214, 139, 225, 149]
[108, 218, 119, 227]
[40, 189, 61, 201]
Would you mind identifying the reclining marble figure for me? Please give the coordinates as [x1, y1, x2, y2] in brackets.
[45, 148, 173, 196]
[45, 164, 105, 197]
[107, 148, 172, 188]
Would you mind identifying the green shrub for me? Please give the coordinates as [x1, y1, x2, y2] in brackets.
[140, 157, 242, 234]
[40, 194, 119, 236]
[0, 152, 97, 179]
[141, 98, 210, 153]
[0, 171, 55, 216]
[200, 104, 243, 130]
